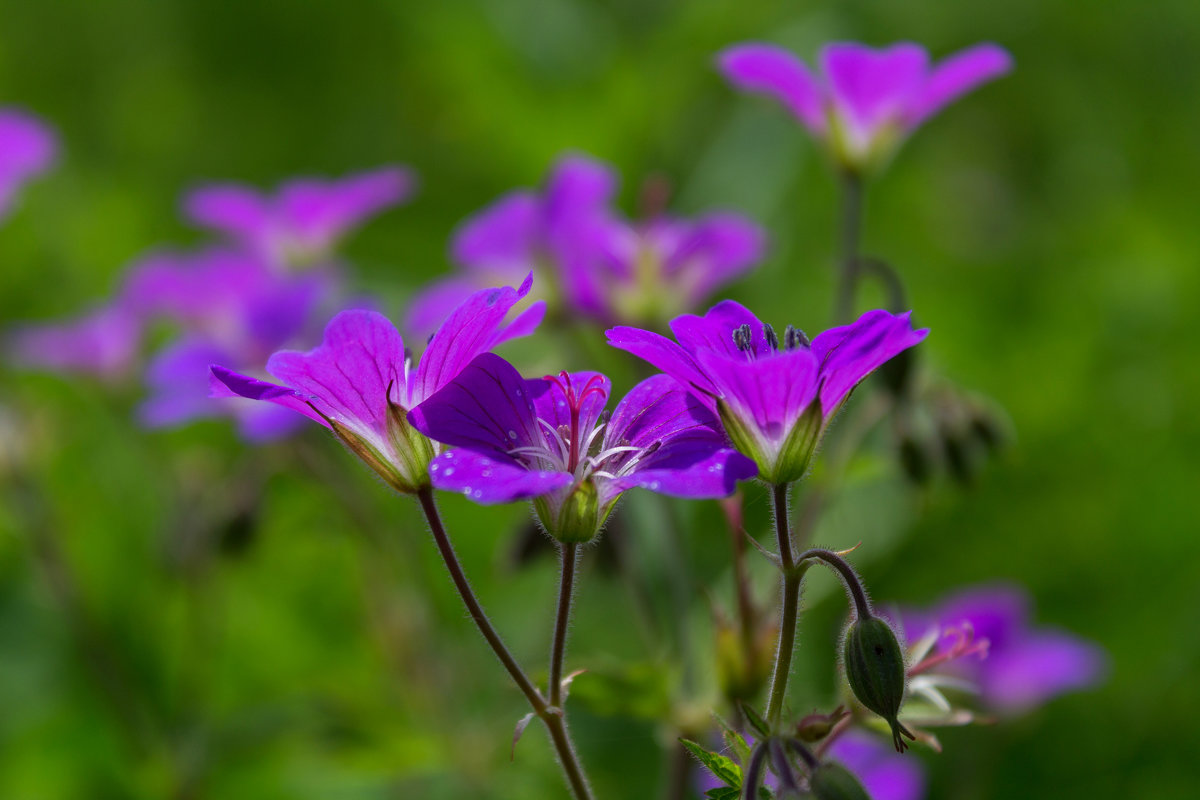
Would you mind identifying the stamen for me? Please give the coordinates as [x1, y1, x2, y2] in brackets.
[784, 324, 810, 350]
[763, 323, 779, 351]
[731, 323, 753, 352]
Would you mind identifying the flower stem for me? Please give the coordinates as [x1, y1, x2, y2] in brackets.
[549, 542, 579, 708]
[415, 488, 594, 800]
[795, 548, 873, 620]
[834, 171, 864, 324]
[765, 483, 801, 725]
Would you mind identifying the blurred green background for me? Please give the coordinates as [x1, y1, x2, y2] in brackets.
[2, 0, 1199, 798]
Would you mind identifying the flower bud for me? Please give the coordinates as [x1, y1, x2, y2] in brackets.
[843, 616, 913, 752]
[809, 762, 871, 800]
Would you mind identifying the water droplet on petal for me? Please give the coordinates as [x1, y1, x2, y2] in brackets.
[508, 430, 518, 439]
[444, 467, 455, 477]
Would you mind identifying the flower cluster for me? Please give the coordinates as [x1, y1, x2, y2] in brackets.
[7, 166, 412, 440]
[407, 154, 765, 336]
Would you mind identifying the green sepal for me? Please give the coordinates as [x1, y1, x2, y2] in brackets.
[535, 479, 600, 543]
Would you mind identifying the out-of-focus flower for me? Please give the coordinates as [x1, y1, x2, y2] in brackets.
[7, 306, 141, 379]
[408, 353, 755, 542]
[0, 107, 58, 220]
[901, 584, 1107, 715]
[717, 42, 1012, 174]
[211, 277, 544, 492]
[607, 301, 927, 483]
[183, 166, 415, 266]
[826, 729, 926, 800]
[406, 154, 764, 336]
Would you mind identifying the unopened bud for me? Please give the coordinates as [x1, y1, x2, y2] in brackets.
[897, 434, 932, 486]
[843, 616, 913, 752]
[795, 706, 848, 743]
[810, 763, 871, 800]
[876, 346, 917, 397]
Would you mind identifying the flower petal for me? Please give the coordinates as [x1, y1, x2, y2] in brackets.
[661, 213, 766, 304]
[277, 166, 414, 249]
[266, 310, 405, 436]
[905, 43, 1013, 128]
[669, 299, 773, 361]
[404, 277, 481, 342]
[811, 309, 928, 417]
[981, 631, 1108, 713]
[412, 275, 537, 403]
[605, 326, 716, 398]
[717, 44, 827, 132]
[182, 185, 271, 242]
[7, 306, 140, 378]
[696, 347, 820, 443]
[209, 365, 330, 428]
[429, 450, 572, 504]
[141, 338, 233, 427]
[408, 352, 542, 456]
[452, 191, 542, 274]
[828, 729, 926, 800]
[821, 42, 929, 134]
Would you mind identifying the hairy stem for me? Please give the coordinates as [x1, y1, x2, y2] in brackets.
[549, 542, 579, 707]
[796, 548, 873, 620]
[415, 489, 594, 800]
[834, 172, 864, 324]
[765, 483, 801, 725]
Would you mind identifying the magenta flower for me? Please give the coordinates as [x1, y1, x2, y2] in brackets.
[405, 154, 763, 336]
[210, 277, 545, 491]
[408, 352, 756, 542]
[902, 584, 1107, 715]
[183, 166, 415, 266]
[718, 41, 1012, 173]
[0, 107, 58, 221]
[607, 301, 927, 484]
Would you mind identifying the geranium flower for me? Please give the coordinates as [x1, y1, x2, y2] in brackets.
[718, 41, 1012, 173]
[210, 277, 544, 492]
[0, 107, 57, 221]
[7, 306, 140, 380]
[183, 166, 414, 266]
[901, 584, 1107, 716]
[826, 729, 926, 800]
[408, 353, 757, 542]
[405, 154, 763, 336]
[607, 301, 927, 484]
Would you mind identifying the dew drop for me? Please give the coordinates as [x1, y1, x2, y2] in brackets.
[508, 430, 518, 439]
[443, 467, 455, 477]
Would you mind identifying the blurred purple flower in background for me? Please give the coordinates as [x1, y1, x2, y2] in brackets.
[406, 154, 764, 336]
[184, 166, 415, 267]
[826, 729, 926, 800]
[607, 301, 927, 483]
[902, 584, 1107, 715]
[7, 306, 140, 380]
[0, 107, 58, 221]
[211, 276, 544, 491]
[409, 353, 755, 540]
[718, 41, 1012, 173]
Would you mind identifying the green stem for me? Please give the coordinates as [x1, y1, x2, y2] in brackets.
[834, 172, 864, 324]
[549, 542, 579, 708]
[765, 483, 801, 725]
[415, 489, 594, 800]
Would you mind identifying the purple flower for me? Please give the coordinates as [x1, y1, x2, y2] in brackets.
[718, 41, 1012, 173]
[405, 154, 764, 336]
[607, 301, 927, 484]
[827, 729, 926, 800]
[183, 166, 415, 266]
[7, 306, 140, 379]
[0, 107, 58, 220]
[902, 584, 1107, 715]
[210, 276, 545, 492]
[408, 353, 757, 542]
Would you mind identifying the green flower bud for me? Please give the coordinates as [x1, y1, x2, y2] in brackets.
[843, 615, 913, 752]
[810, 763, 871, 800]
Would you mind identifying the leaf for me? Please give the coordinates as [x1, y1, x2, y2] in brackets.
[705, 788, 740, 800]
[680, 738, 742, 788]
[713, 712, 751, 766]
[740, 702, 771, 739]
[511, 712, 535, 761]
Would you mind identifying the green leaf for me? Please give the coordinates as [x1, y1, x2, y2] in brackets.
[680, 738, 742, 788]
[712, 712, 751, 766]
[705, 788, 740, 800]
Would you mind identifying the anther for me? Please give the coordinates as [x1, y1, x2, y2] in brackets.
[763, 323, 779, 351]
[784, 324, 810, 350]
[732, 323, 753, 352]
